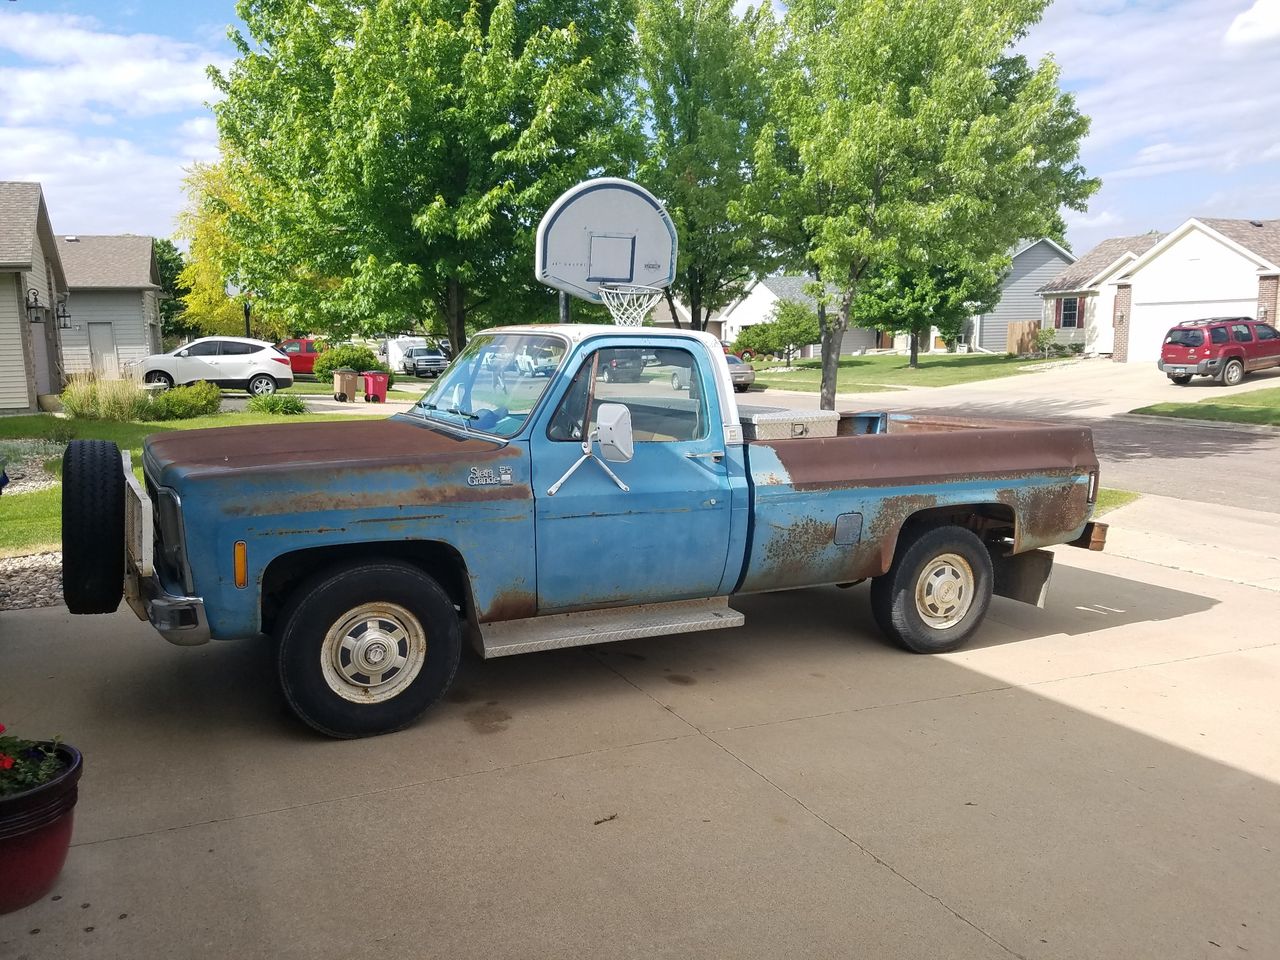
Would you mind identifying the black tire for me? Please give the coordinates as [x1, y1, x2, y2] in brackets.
[735, 383, 749, 393]
[145, 371, 173, 389]
[1169, 374, 1192, 385]
[869, 525, 993, 654]
[276, 561, 462, 738]
[61, 439, 125, 615]
[336, 392, 347, 402]
[1220, 359, 1244, 386]
[248, 374, 277, 397]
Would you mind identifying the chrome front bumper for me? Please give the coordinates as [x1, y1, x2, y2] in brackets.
[124, 567, 210, 646]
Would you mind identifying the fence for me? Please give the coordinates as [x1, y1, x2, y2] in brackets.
[1006, 319, 1039, 354]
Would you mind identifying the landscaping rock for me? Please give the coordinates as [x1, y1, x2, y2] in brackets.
[2, 454, 60, 495]
[0, 552, 63, 611]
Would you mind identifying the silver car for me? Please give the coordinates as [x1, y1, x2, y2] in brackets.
[725, 354, 755, 393]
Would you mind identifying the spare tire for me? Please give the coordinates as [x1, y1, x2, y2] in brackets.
[62, 439, 126, 614]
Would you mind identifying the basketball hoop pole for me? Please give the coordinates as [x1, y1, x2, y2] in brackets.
[558, 291, 570, 324]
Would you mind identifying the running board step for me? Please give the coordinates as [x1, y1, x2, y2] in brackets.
[479, 597, 744, 659]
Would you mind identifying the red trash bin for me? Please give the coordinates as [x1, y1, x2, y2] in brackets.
[361, 371, 389, 403]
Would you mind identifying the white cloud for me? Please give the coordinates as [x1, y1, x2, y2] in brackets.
[0, 12, 227, 124]
[1225, 0, 1280, 45]
[1064, 209, 1121, 231]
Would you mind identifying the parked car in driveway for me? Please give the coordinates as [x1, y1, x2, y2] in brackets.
[276, 337, 326, 376]
[1158, 317, 1280, 386]
[412, 347, 450, 378]
[139, 337, 293, 395]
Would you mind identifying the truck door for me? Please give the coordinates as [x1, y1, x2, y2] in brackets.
[531, 342, 733, 611]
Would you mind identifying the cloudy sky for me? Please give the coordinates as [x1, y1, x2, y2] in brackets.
[1, 0, 1278, 255]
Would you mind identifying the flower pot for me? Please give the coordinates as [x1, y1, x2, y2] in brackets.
[0, 744, 82, 914]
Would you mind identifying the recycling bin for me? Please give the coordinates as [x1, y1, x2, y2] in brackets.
[361, 371, 389, 403]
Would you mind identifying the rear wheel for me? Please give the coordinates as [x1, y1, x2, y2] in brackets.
[1220, 359, 1244, 386]
[248, 374, 277, 396]
[1170, 374, 1192, 385]
[276, 562, 462, 738]
[735, 383, 749, 393]
[61, 440, 125, 614]
[869, 525, 993, 654]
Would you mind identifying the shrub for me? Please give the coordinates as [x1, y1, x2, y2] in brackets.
[1033, 328, 1056, 356]
[145, 381, 222, 421]
[248, 393, 307, 415]
[1069, 342, 1085, 355]
[61, 375, 148, 421]
[314, 345, 395, 386]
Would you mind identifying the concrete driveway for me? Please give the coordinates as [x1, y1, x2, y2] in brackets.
[1, 530, 1277, 959]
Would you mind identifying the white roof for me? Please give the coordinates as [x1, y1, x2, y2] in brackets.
[477, 324, 723, 351]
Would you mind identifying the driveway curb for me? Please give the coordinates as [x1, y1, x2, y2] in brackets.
[1115, 412, 1280, 435]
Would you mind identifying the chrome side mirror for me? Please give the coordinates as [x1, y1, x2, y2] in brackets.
[596, 403, 634, 462]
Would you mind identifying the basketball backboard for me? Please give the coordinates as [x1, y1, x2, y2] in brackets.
[535, 178, 678, 304]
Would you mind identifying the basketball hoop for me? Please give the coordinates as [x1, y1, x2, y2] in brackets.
[599, 283, 664, 326]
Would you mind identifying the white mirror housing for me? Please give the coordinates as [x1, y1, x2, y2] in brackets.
[595, 403, 634, 462]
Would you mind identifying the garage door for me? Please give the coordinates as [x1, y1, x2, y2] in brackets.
[1126, 300, 1255, 362]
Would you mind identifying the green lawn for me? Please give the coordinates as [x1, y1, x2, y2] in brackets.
[750, 353, 1053, 393]
[1094, 488, 1140, 517]
[0, 411, 357, 556]
[1132, 387, 1280, 427]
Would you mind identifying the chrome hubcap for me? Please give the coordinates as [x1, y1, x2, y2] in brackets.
[1226, 365, 1242, 385]
[321, 603, 427, 703]
[251, 378, 273, 395]
[915, 553, 975, 630]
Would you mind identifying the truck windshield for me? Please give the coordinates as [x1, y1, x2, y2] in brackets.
[410, 333, 567, 437]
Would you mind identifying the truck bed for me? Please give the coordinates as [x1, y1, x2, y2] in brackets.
[734, 410, 1099, 594]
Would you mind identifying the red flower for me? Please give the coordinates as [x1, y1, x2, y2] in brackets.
[0, 755, 14, 770]
[0, 722, 6, 734]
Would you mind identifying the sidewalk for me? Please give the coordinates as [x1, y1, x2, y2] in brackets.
[1098, 494, 1280, 592]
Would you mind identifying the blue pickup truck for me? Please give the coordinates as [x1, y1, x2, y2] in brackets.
[62, 326, 1105, 738]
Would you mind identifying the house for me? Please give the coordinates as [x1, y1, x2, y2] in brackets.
[719, 276, 880, 357]
[1041, 218, 1280, 363]
[56, 234, 162, 377]
[1037, 233, 1163, 356]
[0, 182, 69, 414]
[648, 297, 725, 341]
[969, 238, 1076, 353]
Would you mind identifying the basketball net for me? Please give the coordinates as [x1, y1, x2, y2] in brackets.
[598, 283, 664, 326]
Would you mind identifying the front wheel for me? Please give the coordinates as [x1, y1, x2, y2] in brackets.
[1170, 374, 1192, 385]
[248, 374, 277, 396]
[869, 525, 993, 654]
[145, 371, 174, 390]
[276, 562, 462, 738]
[1220, 359, 1244, 386]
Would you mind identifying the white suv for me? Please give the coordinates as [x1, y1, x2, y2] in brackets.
[140, 337, 294, 396]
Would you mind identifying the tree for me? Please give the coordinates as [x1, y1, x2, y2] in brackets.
[636, 0, 774, 331]
[735, 298, 820, 366]
[744, 0, 1097, 407]
[857, 260, 1003, 364]
[152, 238, 194, 340]
[211, 0, 638, 352]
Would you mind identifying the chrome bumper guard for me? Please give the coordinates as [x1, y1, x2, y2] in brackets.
[121, 452, 210, 646]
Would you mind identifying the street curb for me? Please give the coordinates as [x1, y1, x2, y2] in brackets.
[1115, 412, 1280, 435]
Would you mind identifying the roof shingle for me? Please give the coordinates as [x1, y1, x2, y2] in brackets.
[1197, 218, 1280, 268]
[57, 235, 158, 289]
[1038, 233, 1163, 294]
[0, 181, 42, 267]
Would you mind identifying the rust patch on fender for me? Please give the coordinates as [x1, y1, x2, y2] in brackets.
[763, 517, 834, 569]
[480, 589, 537, 623]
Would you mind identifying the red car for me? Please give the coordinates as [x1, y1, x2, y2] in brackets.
[1158, 317, 1280, 386]
[276, 338, 326, 375]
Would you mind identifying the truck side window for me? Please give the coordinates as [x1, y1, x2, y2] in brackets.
[548, 346, 707, 443]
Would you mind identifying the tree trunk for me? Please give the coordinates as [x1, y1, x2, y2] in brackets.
[689, 286, 703, 333]
[663, 289, 682, 329]
[818, 297, 850, 411]
[446, 277, 467, 353]
[909, 327, 919, 368]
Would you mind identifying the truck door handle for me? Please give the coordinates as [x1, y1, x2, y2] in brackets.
[687, 451, 725, 461]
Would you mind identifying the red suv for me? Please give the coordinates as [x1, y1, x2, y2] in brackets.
[276, 337, 326, 375]
[1158, 317, 1280, 386]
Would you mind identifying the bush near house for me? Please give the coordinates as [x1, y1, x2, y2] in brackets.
[313, 345, 395, 386]
[61, 378, 222, 422]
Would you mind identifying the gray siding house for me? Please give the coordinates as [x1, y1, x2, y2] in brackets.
[56, 235, 162, 377]
[0, 182, 69, 413]
[971, 238, 1076, 352]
